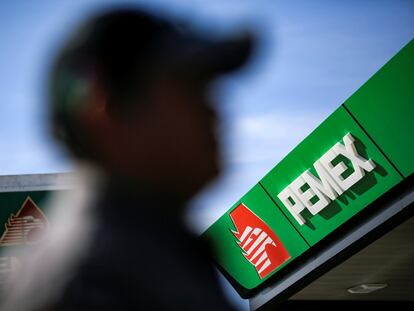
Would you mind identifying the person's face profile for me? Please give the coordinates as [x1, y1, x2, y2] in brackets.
[146, 76, 220, 188]
[99, 74, 221, 195]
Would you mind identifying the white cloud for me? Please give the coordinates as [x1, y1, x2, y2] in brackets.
[224, 110, 323, 165]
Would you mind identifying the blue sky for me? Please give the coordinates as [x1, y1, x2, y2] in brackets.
[1, 1, 413, 309]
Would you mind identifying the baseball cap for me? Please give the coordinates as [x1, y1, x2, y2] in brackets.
[51, 7, 255, 104]
[49, 7, 255, 156]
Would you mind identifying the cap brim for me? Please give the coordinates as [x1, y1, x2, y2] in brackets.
[165, 31, 256, 79]
[199, 33, 255, 75]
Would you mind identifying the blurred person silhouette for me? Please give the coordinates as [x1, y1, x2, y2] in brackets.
[1, 5, 255, 311]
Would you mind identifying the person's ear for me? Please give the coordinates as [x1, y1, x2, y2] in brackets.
[77, 78, 114, 151]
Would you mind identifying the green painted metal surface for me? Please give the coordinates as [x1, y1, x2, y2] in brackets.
[344, 39, 414, 177]
[203, 38, 413, 292]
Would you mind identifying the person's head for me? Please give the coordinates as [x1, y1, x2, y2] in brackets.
[49, 7, 254, 198]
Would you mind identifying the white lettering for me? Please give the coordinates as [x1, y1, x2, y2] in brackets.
[277, 133, 376, 225]
[277, 186, 307, 225]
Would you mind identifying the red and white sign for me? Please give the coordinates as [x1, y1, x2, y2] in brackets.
[230, 203, 290, 279]
[0, 197, 48, 246]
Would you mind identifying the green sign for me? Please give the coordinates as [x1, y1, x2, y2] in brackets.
[0, 191, 52, 255]
[203, 38, 414, 294]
